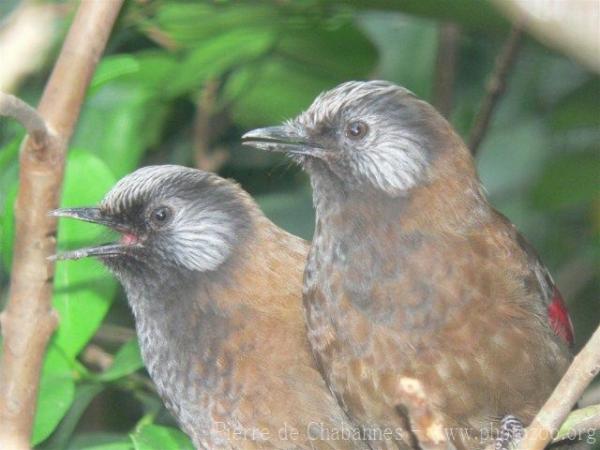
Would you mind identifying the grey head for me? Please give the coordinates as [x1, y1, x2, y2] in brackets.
[51, 165, 252, 283]
[242, 80, 454, 197]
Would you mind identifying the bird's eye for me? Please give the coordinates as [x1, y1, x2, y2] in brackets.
[346, 121, 369, 140]
[150, 206, 172, 227]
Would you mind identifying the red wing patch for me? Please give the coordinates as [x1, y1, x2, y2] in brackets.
[547, 287, 574, 346]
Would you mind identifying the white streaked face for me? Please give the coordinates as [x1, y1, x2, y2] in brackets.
[99, 165, 249, 273]
[290, 81, 444, 196]
[145, 196, 236, 272]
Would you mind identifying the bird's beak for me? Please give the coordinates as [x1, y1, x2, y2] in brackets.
[242, 125, 322, 157]
[49, 207, 138, 261]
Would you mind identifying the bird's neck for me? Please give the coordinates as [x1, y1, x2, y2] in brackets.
[312, 146, 491, 237]
[123, 268, 226, 370]
[122, 271, 234, 443]
[121, 211, 307, 355]
[120, 217, 308, 445]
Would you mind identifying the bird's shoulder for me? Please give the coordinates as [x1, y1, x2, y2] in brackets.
[484, 210, 575, 347]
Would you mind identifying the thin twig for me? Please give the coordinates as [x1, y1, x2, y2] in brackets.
[193, 79, 229, 172]
[468, 25, 524, 155]
[80, 343, 156, 393]
[142, 24, 180, 51]
[0, 1, 124, 448]
[0, 92, 50, 148]
[515, 325, 600, 450]
[433, 22, 460, 118]
[93, 323, 136, 346]
[81, 344, 114, 372]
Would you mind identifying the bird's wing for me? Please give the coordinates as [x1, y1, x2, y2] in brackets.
[505, 220, 575, 348]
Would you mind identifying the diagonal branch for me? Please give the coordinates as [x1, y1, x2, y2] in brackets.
[468, 25, 524, 156]
[0, 1, 124, 449]
[515, 325, 600, 450]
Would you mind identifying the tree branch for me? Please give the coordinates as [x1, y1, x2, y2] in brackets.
[483, 404, 600, 450]
[81, 344, 114, 372]
[193, 79, 229, 172]
[468, 25, 523, 156]
[93, 323, 136, 346]
[0, 92, 50, 149]
[0, 1, 124, 448]
[515, 325, 600, 450]
[433, 22, 461, 118]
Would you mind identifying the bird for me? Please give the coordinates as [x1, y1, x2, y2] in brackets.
[51, 165, 376, 450]
[242, 81, 575, 450]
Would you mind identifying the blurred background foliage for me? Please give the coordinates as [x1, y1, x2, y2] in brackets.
[0, 0, 598, 449]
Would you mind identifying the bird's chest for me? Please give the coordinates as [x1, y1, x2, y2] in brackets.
[304, 227, 359, 359]
[304, 224, 447, 434]
[305, 225, 420, 358]
[132, 305, 245, 449]
[304, 230, 404, 424]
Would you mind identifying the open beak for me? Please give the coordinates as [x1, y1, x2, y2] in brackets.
[242, 125, 323, 157]
[49, 207, 138, 261]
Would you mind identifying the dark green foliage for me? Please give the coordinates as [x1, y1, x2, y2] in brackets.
[0, 1, 598, 448]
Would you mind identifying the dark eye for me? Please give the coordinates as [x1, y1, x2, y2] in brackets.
[346, 121, 369, 140]
[150, 206, 172, 227]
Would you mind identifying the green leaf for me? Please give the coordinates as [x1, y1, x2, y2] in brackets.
[477, 119, 547, 196]
[1, 182, 18, 268]
[166, 28, 274, 98]
[555, 404, 600, 442]
[67, 433, 133, 450]
[0, 130, 23, 269]
[73, 84, 166, 178]
[77, 53, 176, 177]
[130, 424, 194, 450]
[32, 345, 76, 445]
[0, 134, 20, 181]
[99, 339, 144, 382]
[150, 3, 278, 47]
[339, 0, 506, 30]
[81, 444, 134, 450]
[225, 58, 336, 128]
[277, 22, 378, 80]
[53, 150, 118, 359]
[551, 78, 600, 130]
[532, 150, 600, 210]
[92, 52, 178, 94]
[91, 55, 142, 91]
[358, 12, 437, 99]
[220, 16, 376, 128]
[39, 383, 105, 450]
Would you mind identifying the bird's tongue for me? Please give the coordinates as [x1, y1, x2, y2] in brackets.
[120, 233, 138, 246]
